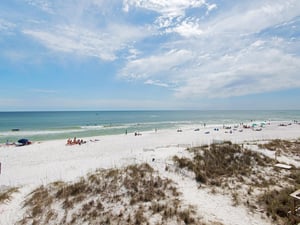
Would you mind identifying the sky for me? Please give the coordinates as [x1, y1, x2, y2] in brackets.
[0, 0, 300, 111]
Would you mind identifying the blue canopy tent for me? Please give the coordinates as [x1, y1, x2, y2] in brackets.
[18, 138, 30, 145]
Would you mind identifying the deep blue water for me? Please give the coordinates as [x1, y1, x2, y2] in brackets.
[0, 110, 299, 143]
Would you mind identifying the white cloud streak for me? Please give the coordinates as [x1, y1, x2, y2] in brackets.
[123, 0, 206, 17]
[26, 0, 54, 14]
[144, 79, 169, 88]
[18, 0, 152, 61]
[23, 23, 148, 61]
[0, 19, 16, 33]
[167, 18, 204, 37]
[175, 48, 300, 98]
[123, 0, 215, 37]
[119, 49, 194, 79]
[206, 0, 300, 35]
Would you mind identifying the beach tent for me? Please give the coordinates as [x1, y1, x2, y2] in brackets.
[18, 139, 29, 145]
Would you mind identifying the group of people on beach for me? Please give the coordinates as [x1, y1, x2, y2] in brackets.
[66, 137, 86, 145]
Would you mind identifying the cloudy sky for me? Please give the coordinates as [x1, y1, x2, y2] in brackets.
[1, 0, 300, 111]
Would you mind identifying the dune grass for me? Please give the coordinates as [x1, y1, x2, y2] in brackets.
[17, 163, 205, 225]
[172, 141, 300, 224]
[258, 187, 295, 223]
[258, 169, 300, 224]
[0, 187, 19, 204]
[258, 139, 300, 155]
[173, 142, 274, 186]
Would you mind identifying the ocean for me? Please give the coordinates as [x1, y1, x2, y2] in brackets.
[0, 110, 299, 144]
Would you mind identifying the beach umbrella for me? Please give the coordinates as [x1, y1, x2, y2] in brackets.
[18, 139, 29, 144]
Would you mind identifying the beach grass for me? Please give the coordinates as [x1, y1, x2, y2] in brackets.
[17, 163, 206, 225]
[258, 139, 300, 154]
[257, 169, 300, 224]
[258, 187, 295, 223]
[0, 187, 19, 204]
[172, 141, 300, 224]
[173, 142, 274, 186]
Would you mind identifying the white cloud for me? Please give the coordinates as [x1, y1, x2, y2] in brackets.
[174, 47, 300, 98]
[126, 48, 142, 60]
[0, 19, 16, 33]
[119, 49, 194, 79]
[17, 0, 152, 61]
[144, 79, 169, 88]
[206, 3, 217, 12]
[123, 0, 212, 37]
[23, 23, 148, 61]
[206, 0, 300, 35]
[123, 0, 206, 17]
[167, 18, 204, 37]
[26, 0, 54, 14]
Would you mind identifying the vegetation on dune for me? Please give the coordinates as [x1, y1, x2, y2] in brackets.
[258, 139, 300, 155]
[258, 170, 300, 224]
[259, 187, 295, 223]
[173, 141, 300, 225]
[17, 163, 204, 225]
[256, 139, 300, 224]
[0, 187, 19, 204]
[173, 142, 274, 186]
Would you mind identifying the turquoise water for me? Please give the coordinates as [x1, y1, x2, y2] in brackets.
[0, 110, 299, 143]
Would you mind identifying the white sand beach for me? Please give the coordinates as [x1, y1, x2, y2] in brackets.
[1, 121, 300, 225]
